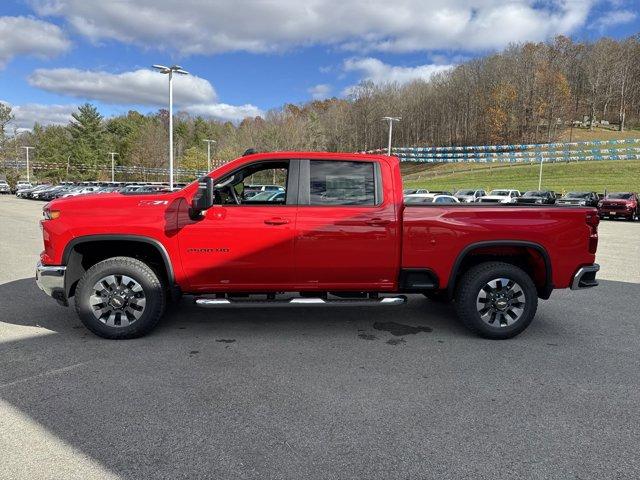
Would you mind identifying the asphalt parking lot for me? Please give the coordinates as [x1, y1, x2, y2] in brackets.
[1, 195, 639, 480]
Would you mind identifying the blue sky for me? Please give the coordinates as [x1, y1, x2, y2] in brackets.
[1, 0, 638, 129]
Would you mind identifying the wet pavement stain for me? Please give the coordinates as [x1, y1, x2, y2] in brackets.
[373, 321, 432, 336]
[216, 339, 236, 343]
[358, 333, 378, 341]
[189, 350, 199, 355]
[386, 338, 406, 346]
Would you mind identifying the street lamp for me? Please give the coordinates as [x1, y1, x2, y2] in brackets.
[108, 152, 118, 182]
[382, 117, 401, 156]
[538, 157, 544, 191]
[202, 139, 216, 172]
[152, 64, 189, 190]
[22, 146, 34, 183]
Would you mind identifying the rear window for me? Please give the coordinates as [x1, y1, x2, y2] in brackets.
[309, 161, 375, 205]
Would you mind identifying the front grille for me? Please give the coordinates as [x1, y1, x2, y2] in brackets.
[602, 204, 629, 210]
[478, 198, 501, 203]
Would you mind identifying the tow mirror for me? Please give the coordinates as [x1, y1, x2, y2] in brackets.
[190, 176, 214, 219]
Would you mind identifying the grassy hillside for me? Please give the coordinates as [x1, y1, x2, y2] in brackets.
[400, 129, 640, 194]
[402, 160, 640, 194]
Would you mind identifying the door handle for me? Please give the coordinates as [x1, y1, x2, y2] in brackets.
[365, 218, 391, 226]
[264, 217, 290, 225]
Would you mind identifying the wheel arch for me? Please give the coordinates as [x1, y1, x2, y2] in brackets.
[446, 240, 553, 299]
[62, 235, 175, 298]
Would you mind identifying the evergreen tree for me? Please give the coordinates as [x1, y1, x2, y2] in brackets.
[68, 103, 105, 176]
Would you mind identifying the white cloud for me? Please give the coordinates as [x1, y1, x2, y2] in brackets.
[0, 16, 70, 68]
[30, 0, 596, 54]
[344, 58, 453, 86]
[1, 101, 77, 130]
[183, 103, 263, 123]
[28, 68, 217, 106]
[591, 9, 637, 29]
[308, 84, 332, 100]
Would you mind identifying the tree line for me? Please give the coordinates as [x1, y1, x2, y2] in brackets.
[1, 34, 639, 182]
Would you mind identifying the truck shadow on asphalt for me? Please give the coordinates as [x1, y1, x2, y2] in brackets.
[1, 276, 639, 479]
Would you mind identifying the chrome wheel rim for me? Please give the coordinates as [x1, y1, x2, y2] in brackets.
[476, 278, 525, 327]
[90, 275, 146, 327]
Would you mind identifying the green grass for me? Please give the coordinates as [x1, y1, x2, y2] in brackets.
[402, 160, 640, 195]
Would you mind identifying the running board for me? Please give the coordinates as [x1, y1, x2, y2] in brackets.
[194, 296, 407, 308]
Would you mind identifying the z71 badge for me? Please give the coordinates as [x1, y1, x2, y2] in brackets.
[138, 200, 169, 206]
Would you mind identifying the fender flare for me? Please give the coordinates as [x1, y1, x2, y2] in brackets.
[62, 234, 175, 283]
[446, 240, 553, 299]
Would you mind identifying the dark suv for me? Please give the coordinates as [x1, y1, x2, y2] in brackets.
[515, 190, 556, 205]
[556, 191, 599, 207]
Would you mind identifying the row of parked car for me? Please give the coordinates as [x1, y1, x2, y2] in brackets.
[402, 188, 640, 221]
[9, 181, 190, 201]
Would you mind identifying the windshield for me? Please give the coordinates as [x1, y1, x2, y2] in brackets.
[489, 190, 510, 196]
[564, 192, 589, 199]
[455, 189, 475, 195]
[606, 193, 633, 200]
[523, 191, 544, 197]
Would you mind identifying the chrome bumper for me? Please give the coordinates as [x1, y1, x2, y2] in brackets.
[36, 262, 68, 305]
[570, 264, 600, 290]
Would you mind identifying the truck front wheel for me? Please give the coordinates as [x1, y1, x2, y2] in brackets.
[75, 257, 166, 339]
[454, 262, 538, 339]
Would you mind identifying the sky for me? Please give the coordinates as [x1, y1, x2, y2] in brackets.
[0, 0, 638, 130]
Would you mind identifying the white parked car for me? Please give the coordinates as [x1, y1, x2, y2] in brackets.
[477, 189, 521, 204]
[0, 181, 10, 194]
[61, 186, 101, 198]
[405, 193, 460, 204]
[454, 189, 486, 203]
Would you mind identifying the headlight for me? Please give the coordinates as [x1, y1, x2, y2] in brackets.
[597, 202, 603, 208]
[535, 199, 543, 204]
[579, 201, 586, 205]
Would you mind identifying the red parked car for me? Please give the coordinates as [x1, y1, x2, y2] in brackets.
[597, 192, 639, 221]
[36, 152, 600, 340]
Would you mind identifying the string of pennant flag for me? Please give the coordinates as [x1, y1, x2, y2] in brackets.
[368, 138, 640, 163]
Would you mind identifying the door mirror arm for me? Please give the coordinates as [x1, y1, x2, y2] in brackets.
[190, 176, 214, 220]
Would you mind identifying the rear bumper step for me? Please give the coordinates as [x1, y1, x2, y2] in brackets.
[195, 296, 407, 308]
[571, 264, 600, 290]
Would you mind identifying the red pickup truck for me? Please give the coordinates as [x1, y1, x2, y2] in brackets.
[37, 152, 600, 340]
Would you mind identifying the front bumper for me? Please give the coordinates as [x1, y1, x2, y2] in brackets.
[570, 264, 600, 290]
[36, 262, 68, 306]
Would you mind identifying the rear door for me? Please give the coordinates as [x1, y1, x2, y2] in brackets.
[293, 159, 399, 290]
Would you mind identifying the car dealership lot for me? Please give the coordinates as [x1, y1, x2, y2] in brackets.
[1, 196, 639, 479]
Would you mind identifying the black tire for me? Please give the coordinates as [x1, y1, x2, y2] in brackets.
[75, 257, 166, 339]
[454, 261, 538, 339]
[422, 291, 450, 303]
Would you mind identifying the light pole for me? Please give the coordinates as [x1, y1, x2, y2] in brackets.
[22, 146, 34, 183]
[202, 139, 216, 172]
[538, 158, 544, 190]
[382, 117, 401, 156]
[108, 152, 118, 182]
[152, 64, 189, 190]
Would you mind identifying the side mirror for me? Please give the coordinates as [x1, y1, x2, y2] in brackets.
[190, 176, 214, 219]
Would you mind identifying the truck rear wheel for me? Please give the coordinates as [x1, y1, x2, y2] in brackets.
[75, 257, 166, 339]
[454, 262, 538, 339]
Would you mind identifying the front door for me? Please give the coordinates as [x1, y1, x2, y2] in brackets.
[293, 159, 399, 291]
[178, 160, 297, 291]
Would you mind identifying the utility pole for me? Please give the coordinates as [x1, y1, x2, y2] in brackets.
[382, 117, 401, 156]
[152, 65, 189, 190]
[202, 139, 216, 171]
[108, 152, 118, 182]
[22, 146, 34, 183]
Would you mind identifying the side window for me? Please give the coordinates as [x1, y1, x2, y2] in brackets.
[435, 196, 453, 204]
[309, 161, 376, 206]
[214, 161, 289, 205]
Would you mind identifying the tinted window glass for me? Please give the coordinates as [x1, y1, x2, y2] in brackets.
[309, 161, 375, 205]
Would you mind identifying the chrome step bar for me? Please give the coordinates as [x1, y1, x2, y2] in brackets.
[195, 295, 407, 308]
